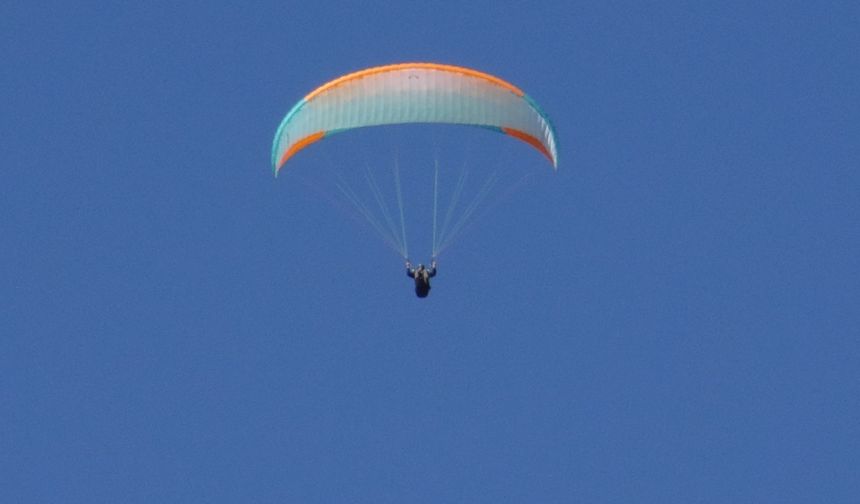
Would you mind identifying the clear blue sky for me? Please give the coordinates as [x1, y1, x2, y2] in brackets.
[3, 1, 859, 502]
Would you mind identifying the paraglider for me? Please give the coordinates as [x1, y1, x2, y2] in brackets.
[271, 63, 557, 297]
[406, 259, 437, 298]
[271, 62, 558, 174]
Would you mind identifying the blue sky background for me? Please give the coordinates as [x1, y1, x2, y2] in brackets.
[2, 1, 859, 502]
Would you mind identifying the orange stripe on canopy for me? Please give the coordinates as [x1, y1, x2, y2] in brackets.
[277, 131, 325, 173]
[502, 127, 555, 166]
[304, 63, 526, 102]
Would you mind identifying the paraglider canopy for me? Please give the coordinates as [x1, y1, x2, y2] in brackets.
[271, 63, 558, 176]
